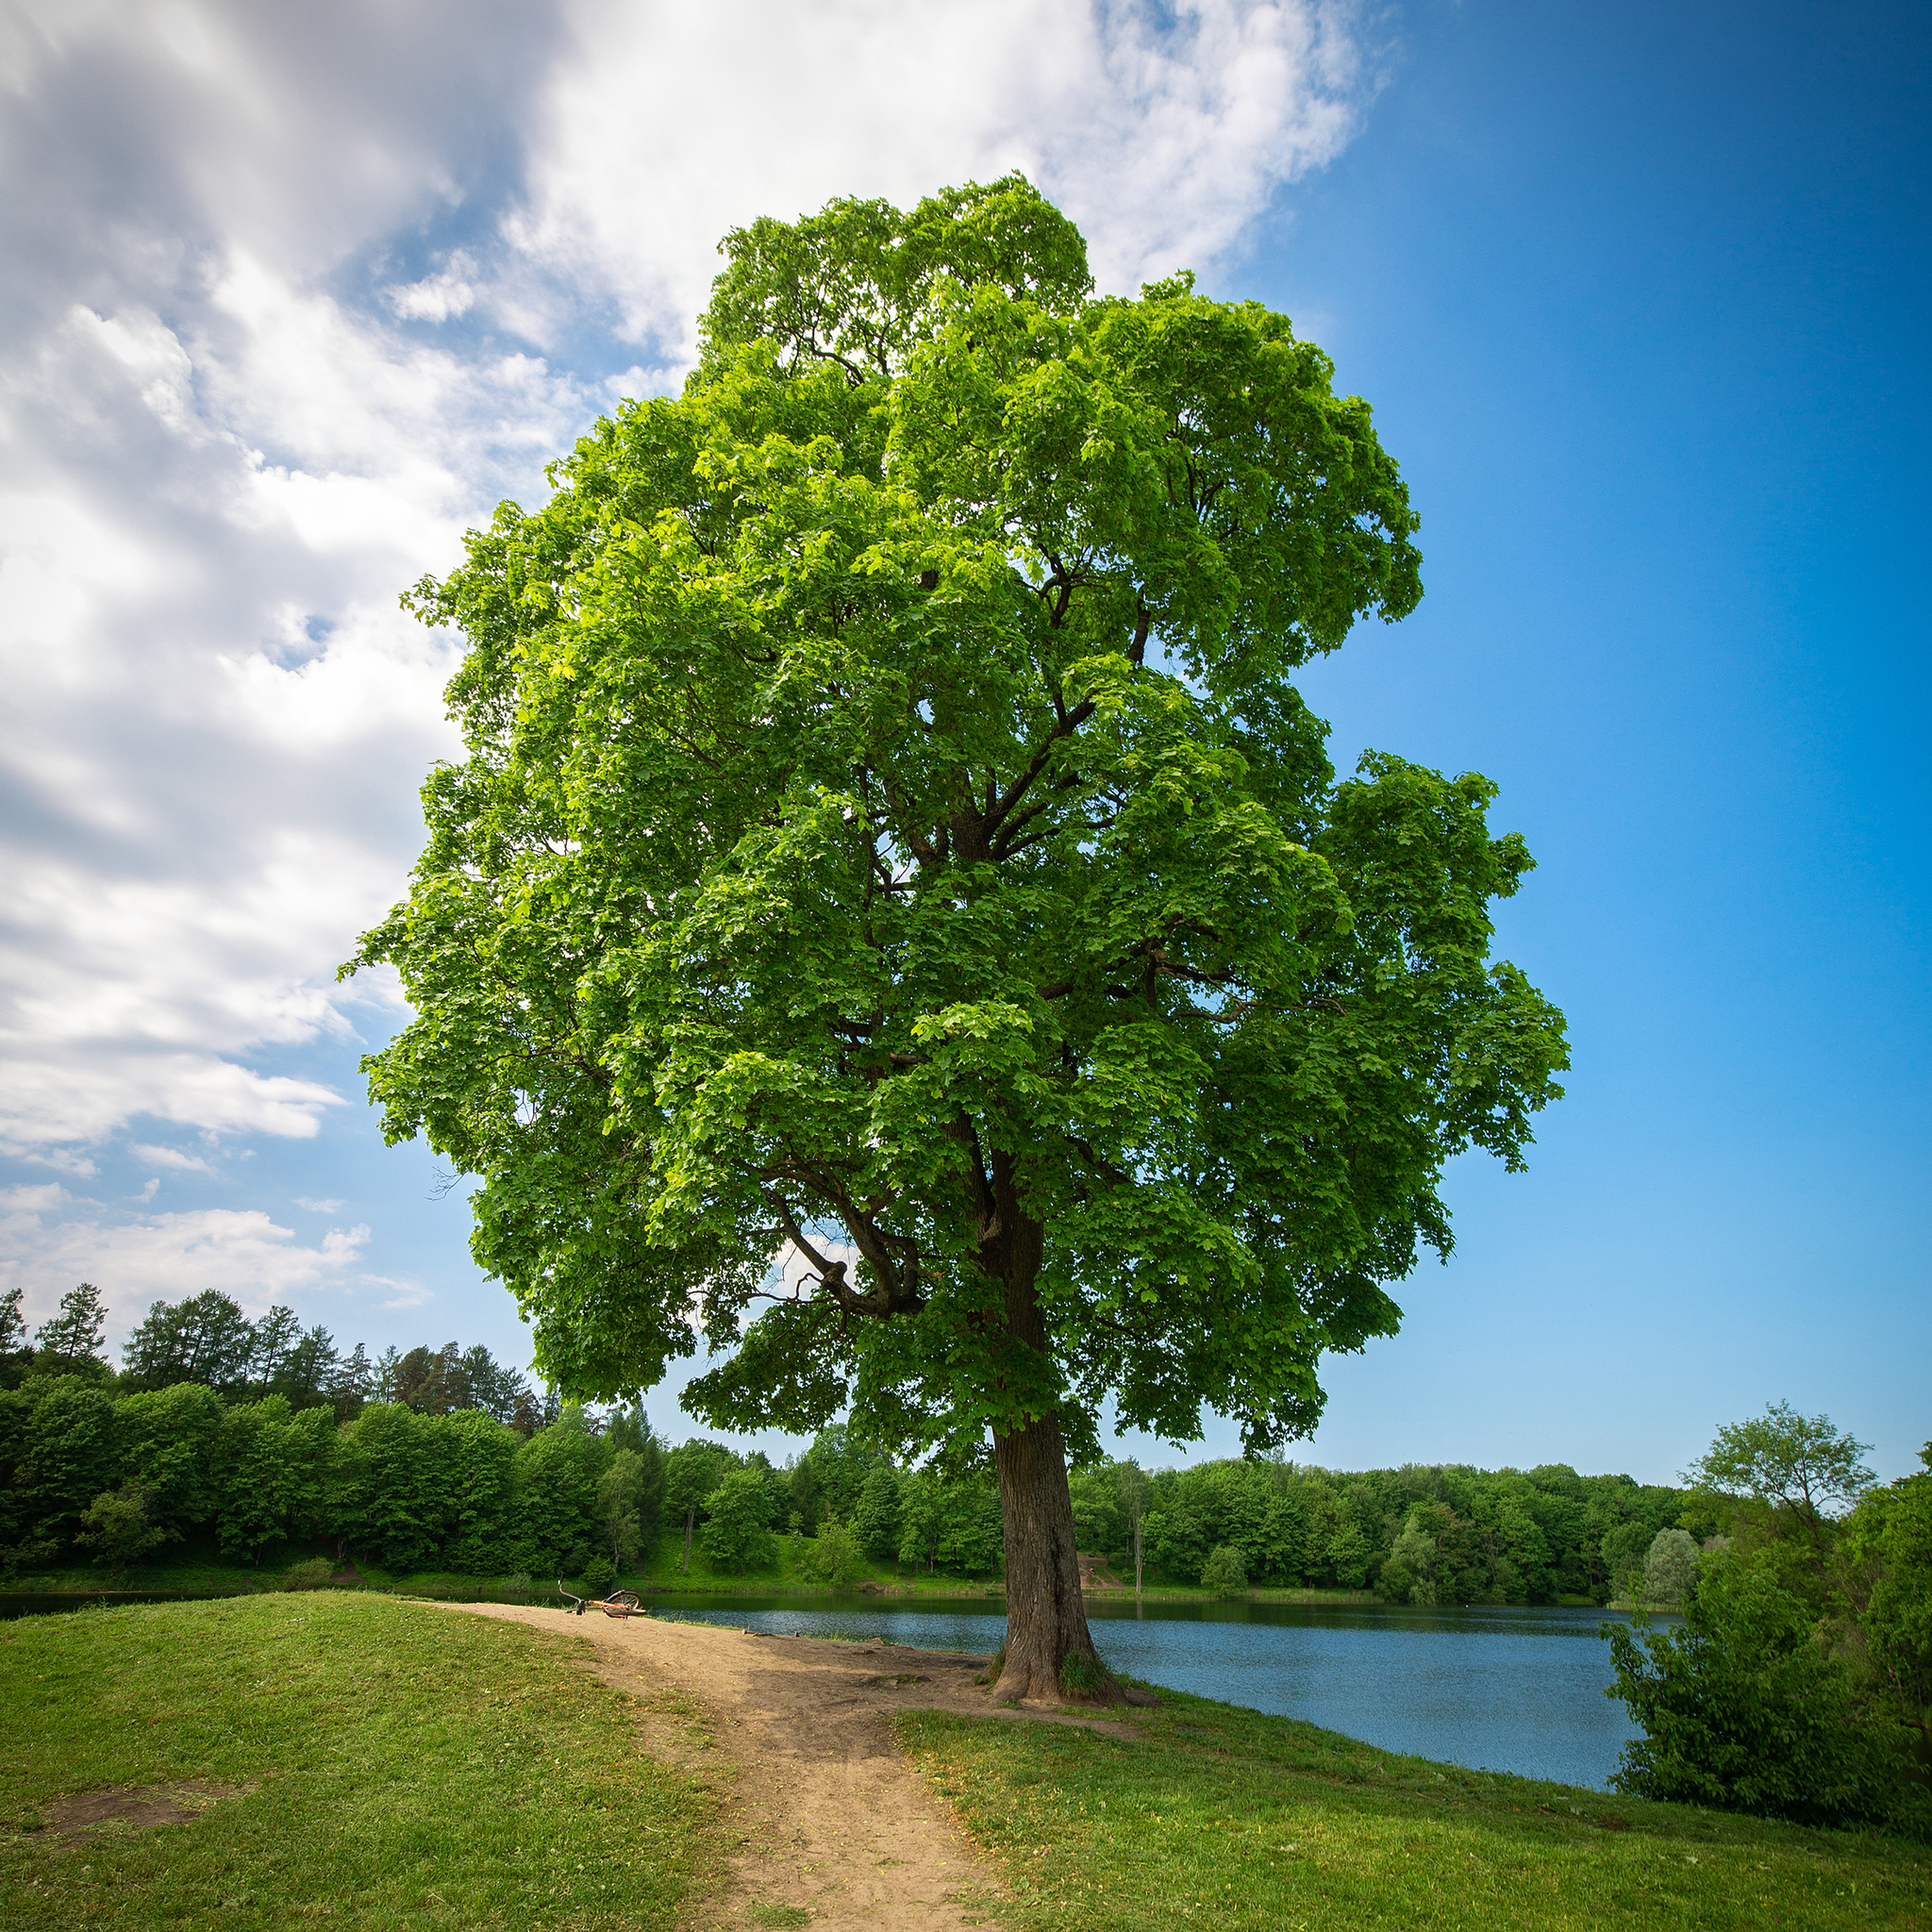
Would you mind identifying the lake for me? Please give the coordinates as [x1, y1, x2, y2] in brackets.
[643, 1593, 1666, 1792]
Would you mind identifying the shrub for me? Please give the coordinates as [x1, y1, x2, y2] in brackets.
[76, 1484, 166, 1569]
[1200, 1543, 1248, 1598]
[1607, 1552, 1929, 1836]
[581, 1554, 616, 1591]
[797, 1518, 861, 1586]
[281, 1557, 334, 1591]
[497, 1572, 534, 1603]
[698, 1468, 778, 1574]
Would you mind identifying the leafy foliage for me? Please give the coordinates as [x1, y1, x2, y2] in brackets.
[1685, 1401, 1874, 1560]
[795, 1515, 862, 1585]
[1607, 1554, 1927, 1836]
[348, 176, 1565, 1479]
[1839, 1444, 1932, 1748]
[1200, 1542, 1249, 1596]
[1086, 1453, 1679, 1602]
[1608, 1409, 1930, 1837]
[75, 1483, 166, 1567]
[1640, 1526, 1700, 1607]
[116, 1291, 539, 1424]
[698, 1467, 780, 1574]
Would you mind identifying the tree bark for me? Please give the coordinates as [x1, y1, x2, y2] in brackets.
[991, 1407, 1111, 1700]
[979, 1149, 1116, 1704]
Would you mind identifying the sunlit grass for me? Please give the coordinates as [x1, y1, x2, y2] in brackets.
[900, 1682, 1931, 1931]
[0, 1594, 716, 1929]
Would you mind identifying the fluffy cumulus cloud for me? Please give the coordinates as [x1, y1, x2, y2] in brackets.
[0, 0, 1383, 1322]
[1, 1183, 375, 1335]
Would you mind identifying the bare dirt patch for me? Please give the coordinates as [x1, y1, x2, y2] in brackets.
[38, 1781, 242, 1840]
[450, 1602, 1137, 1929]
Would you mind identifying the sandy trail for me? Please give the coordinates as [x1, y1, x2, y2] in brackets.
[452, 1603, 1132, 1929]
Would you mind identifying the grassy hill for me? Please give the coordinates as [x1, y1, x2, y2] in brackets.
[0, 1593, 712, 1927]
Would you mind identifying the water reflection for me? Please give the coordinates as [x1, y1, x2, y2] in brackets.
[643, 1593, 1669, 1791]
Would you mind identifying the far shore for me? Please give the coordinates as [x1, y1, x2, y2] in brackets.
[5, 1560, 1649, 1614]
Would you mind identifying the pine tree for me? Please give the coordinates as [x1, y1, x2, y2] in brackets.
[34, 1281, 108, 1374]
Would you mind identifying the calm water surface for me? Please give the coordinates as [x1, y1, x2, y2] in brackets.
[646, 1593, 1667, 1792]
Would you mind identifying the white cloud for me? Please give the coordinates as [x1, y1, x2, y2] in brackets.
[360, 1273, 434, 1311]
[0, 1188, 371, 1341]
[293, 1195, 345, 1213]
[384, 254, 480, 324]
[520, 0, 1374, 352]
[1, 1183, 70, 1215]
[128, 1142, 216, 1174]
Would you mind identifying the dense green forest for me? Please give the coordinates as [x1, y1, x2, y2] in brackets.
[2, 1288, 1688, 1601]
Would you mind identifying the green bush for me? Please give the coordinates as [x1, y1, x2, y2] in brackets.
[1607, 1552, 1930, 1837]
[1201, 1543, 1248, 1597]
[75, 1483, 167, 1568]
[581, 1554, 616, 1591]
[797, 1519, 861, 1586]
[280, 1557, 334, 1591]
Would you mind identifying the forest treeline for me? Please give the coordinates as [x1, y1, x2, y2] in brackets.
[0, 1371, 1688, 1607]
[3, 1281, 1692, 1601]
[0, 1282, 543, 1426]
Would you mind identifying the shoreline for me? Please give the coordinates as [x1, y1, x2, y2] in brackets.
[2, 1575, 1647, 1616]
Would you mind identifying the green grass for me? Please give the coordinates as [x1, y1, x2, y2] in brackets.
[0, 1593, 717, 1929]
[897, 1683, 1932, 1931]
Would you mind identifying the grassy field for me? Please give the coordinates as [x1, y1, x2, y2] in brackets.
[11, 1594, 1908, 1931]
[0, 1594, 715, 1929]
[899, 1685, 1932, 1932]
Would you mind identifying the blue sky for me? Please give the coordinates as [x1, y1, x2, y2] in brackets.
[3, 1, 1924, 1483]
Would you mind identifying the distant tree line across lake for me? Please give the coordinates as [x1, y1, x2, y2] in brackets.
[2, 1282, 1695, 1605]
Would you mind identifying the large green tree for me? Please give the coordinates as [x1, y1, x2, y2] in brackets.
[351, 177, 1567, 1699]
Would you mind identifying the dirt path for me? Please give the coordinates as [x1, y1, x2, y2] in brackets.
[449, 1604, 1134, 1929]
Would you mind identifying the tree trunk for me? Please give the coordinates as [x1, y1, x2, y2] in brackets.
[682, 1506, 695, 1574]
[991, 1407, 1111, 1701]
[979, 1149, 1116, 1705]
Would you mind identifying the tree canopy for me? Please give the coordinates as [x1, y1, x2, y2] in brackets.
[350, 176, 1567, 1695]
[1684, 1400, 1874, 1560]
[1608, 1410, 1928, 1839]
